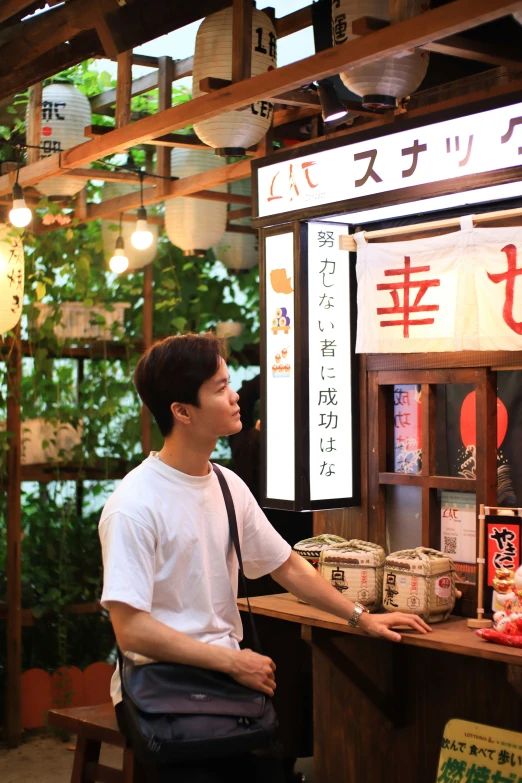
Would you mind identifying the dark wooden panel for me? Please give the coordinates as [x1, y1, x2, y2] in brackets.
[379, 472, 475, 491]
[378, 368, 482, 385]
[367, 351, 522, 371]
[312, 632, 522, 783]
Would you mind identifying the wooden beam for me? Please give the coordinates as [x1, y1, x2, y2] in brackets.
[2, 0, 521, 194]
[352, 15, 522, 69]
[274, 90, 321, 108]
[0, 0, 87, 77]
[6, 323, 22, 747]
[92, 0, 120, 59]
[0, 0, 42, 26]
[86, 124, 207, 150]
[26, 82, 42, 166]
[423, 35, 522, 68]
[115, 50, 133, 129]
[0, 29, 102, 101]
[228, 206, 252, 220]
[56, 0, 522, 169]
[226, 223, 256, 234]
[87, 159, 252, 221]
[156, 55, 173, 198]
[91, 57, 194, 115]
[275, 5, 312, 38]
[141, 264, 153, 456]
[232, 0, 253, 83]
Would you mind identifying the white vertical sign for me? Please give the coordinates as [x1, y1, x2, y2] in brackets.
[308, 223, 353, 502]
[265, 232, 295, 501]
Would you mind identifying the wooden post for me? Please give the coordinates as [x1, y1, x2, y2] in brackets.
[6, 321, 22, 747]
[467, 503, 493, 629]
[156, 56, 173, 198]
[141, 264, 154, 456]
[26, 83, 42, 165]
[232, 0, 252, 83]
[115, 51, 133, 130]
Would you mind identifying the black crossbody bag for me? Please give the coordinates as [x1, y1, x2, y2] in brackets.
[117, 463, 278, 764]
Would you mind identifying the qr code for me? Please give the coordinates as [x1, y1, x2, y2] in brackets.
[443, 536, 457, 555]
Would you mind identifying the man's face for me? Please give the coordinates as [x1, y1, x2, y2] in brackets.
[191, 359, 242, 438]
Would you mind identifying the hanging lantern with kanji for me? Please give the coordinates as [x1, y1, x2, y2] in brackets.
[332, 0, 430, 110]
[214, 178, 258, 272]
[101, 182, 159, 271]
[192, 6, 277, 156]
[164, 149, 228, 257]
[27, 82, 92, 198]
[0, 224, 24, 334]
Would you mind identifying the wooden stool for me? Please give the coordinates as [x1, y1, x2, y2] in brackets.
[48, 703, 147, 783]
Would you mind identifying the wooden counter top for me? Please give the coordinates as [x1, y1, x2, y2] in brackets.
[238, 593, 522, 667]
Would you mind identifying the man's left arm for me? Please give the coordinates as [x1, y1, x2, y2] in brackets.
[271, 551, 432, 642]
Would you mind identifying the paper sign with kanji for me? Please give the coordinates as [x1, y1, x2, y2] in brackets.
[355, 231, 464, 353]
[437, 719, 522, 782]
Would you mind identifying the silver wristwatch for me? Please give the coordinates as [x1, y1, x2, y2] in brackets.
[348, 602, 369, 628]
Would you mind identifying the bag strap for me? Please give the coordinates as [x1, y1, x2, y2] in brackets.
[212, 462, 263, 656]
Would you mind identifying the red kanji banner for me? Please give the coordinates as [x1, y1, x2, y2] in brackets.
[355, 226, 522, 353]
[486, 517, 521, 587]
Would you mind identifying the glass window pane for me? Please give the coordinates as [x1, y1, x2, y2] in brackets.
[386, 485, 422, 553]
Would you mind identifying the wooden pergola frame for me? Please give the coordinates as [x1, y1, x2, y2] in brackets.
[3, 0, 522, 750]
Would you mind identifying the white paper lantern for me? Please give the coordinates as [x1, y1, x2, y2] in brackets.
[214, 178, 258, 271]
[0, 224, 24, 334]
[165, 150, 228, 256]
[27, 83, 92, 197]
[332, 0, 429, 108]
[101, 182, 159, 270]
[192, 7, 277, 154]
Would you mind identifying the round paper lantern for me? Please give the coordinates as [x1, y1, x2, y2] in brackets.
[101, 182, 159, 270]
[165, 150, 227, 257]
[192, 7, 277, 155]
[0, 224, 24, 334]
[332, 0, 429, 109]
[27, 83, 92, 197]
[214, 178, 258, 272]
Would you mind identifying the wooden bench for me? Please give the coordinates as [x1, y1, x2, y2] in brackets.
[48, 703, 147, 783]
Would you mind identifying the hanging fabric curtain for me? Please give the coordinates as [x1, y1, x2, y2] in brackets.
[355, 222, 522, 352]
[0, 224, 24, 334]
[332, 0, 430, 109]
[27, 82, 92, 198]
[192, 7, 277, 155]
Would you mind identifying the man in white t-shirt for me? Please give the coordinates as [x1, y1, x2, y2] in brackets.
[99, 333, 431, 783]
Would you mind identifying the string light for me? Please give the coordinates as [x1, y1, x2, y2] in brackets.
[9, 147, 32, 228]
[109, 214, 129, 274]
[131, 170, 153, 250]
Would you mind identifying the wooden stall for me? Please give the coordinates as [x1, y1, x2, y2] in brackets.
[248, 73, 522, 780]
[2, 0, 522, 763]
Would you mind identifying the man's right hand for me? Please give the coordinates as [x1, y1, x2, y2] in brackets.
[228, 648, 276, 696]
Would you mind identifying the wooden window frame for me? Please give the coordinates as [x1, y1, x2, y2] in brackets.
[366, 362, 498, 615]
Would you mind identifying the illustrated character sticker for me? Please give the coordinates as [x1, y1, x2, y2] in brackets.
[272, 347, 291, 378]
[270, 268, 293, 295]
[271, 307, 291, 335]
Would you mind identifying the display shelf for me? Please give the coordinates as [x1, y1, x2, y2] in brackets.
[238, 592, 522, 666]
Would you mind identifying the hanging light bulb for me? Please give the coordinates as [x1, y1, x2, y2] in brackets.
[109, 214, 129, 273]
[9, 147, 32, 228]
[131, 170, 153, 250]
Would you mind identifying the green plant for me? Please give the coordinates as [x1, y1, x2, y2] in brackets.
[0, 58, 261, 706]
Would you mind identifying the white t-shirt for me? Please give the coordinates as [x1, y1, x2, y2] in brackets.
[99, 454, 291, 704]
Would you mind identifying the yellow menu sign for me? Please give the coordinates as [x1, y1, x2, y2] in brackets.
[437, 719, 522, 782]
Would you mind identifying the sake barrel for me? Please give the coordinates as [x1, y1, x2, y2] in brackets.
[293, 535, 348, 570]
[383, 547, 456, 623]
[319, 539, 385, 612]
